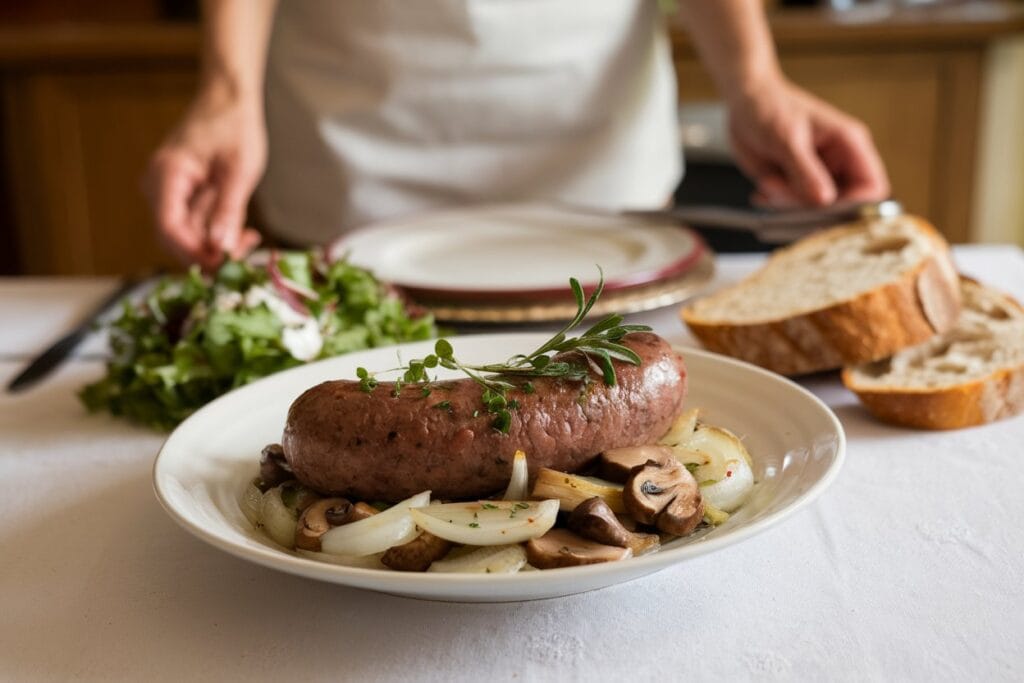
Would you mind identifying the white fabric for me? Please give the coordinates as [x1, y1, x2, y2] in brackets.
[1, 245, 1022, 681]
[258, 0, 681, 244]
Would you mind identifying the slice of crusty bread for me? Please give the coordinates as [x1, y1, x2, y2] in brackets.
[842, 278, 1024, 429]
[680, 215, 961, 375]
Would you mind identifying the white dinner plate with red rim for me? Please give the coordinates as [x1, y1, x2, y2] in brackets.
[329, 204, 707, 303]
[153, 333, 845, 602]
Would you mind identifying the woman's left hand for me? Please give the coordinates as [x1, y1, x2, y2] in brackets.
[727, 77, 890, 208]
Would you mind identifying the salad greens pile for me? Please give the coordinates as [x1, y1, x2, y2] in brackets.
[80, 251, 440, 430]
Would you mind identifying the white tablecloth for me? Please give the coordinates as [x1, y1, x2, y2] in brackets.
[2, 245, 1022, 682]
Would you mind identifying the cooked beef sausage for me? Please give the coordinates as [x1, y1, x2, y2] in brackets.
[282, 332, 687, 502]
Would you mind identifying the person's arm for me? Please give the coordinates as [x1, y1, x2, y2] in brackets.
[677, 0, 889, 207]
[144, 0, 278, 269]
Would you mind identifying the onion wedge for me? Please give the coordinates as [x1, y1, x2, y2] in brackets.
[240, 478, 263, 527]
[531, 469, 625, 513]
[682, 425, 755, 512]
[260, 487, 298, 548]
[320, 490, 431, 556]
[267, 250, 312, 315]
[428, 545, 528, 574]
[502, 450, 529, 501]
[658, 408, 700, 446]
[410, 500, 558, 546]
[295, 550, 387, 569]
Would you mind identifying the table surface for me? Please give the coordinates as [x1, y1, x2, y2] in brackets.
[2, 245, 1022, 682]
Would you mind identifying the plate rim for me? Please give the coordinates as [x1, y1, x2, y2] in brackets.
[153, 335, 846, 597]
[329, 203, 708, 303]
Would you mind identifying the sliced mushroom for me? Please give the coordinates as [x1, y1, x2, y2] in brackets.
[567, 497, 661, 556]
[598, 445, 674, 483]
[567, 497, 633, 546]
[324, 500, 355, 526]
[381, 531, 453, 572]
[623, 460, 683, 525]
[627, 532, 661, 556]
[623, 459, 704, 537]
[259, 444, 292, 489]
[657, 480, 704, 537]
[294, 497, 351, 551]
[349, 502, 380, 522]
[525, 528, 632, 569]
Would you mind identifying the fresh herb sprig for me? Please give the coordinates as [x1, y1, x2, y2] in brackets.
[357, 273, 651, 432]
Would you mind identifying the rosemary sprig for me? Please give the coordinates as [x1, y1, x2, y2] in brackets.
[356, 273, 651, 432]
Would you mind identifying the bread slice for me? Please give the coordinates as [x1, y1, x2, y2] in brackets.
[842, 278, 1024, 429]
[680, 215, 961, 375]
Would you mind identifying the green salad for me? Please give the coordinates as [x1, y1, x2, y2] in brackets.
[80, 251, 440, 430]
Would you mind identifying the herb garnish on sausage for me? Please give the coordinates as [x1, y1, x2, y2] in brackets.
[356, 274, 651, 432]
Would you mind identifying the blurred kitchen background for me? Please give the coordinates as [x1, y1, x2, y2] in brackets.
[0, 0, 1021, 275]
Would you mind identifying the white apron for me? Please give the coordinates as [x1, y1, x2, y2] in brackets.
[259, 0, 681, 245]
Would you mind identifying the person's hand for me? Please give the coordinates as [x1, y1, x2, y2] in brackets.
[144, 88, 266, 270]
[727, 77, 890, 208]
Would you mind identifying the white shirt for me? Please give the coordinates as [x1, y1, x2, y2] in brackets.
[259, 0, 681, 245]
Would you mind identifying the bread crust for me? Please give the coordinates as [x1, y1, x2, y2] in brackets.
[841, 364, 1024, 429]
[680, 217, 961, 376]
[842, 277, 1024, 429]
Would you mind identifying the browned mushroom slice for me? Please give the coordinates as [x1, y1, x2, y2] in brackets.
[567, 497, 661, 556]
[598, 445, 674, 483]
[294, 497, 352, 551]
[349, 502, 380, 522]
[567, 497, 633, 547]
[525, 528, 632, 569]
[259, 444, 292, 489]
[623, 459, 704, 537]
[381, 532, 453, 572]
[627, 532, 661, 556]
[623, 459, 683, 525]
[657, 484, 704, 537]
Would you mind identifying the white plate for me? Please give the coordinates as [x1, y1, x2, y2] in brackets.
[330, 203, 705, 302]
[154, 334, 845, 602]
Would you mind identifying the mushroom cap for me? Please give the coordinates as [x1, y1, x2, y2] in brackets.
[524, 528, 632, 569]
[623, 459, 683, 525]
[598, 445, 675, 483]
[622, 459, 704, 536]
[349, 502, 380, 522]
[567, 497, 634, 548]
[295, 497, 351, 551]
[259, 443, 292, 488]
[381, 531, 453, 572]
[656, 483, 704, 537]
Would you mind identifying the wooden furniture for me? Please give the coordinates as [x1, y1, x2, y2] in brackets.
[1, 4, 1022, 274]
[0, 24, 199, 276]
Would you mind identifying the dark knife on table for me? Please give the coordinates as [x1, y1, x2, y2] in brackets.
[6, 277, 141, 393]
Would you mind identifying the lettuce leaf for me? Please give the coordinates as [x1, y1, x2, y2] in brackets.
[80, 253, 439, 430]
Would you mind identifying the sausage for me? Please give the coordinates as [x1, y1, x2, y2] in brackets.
[281, 332, 687, 502]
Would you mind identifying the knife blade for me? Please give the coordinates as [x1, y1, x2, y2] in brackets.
[626, 199, 904, 245]
[6, 277, 141, 393]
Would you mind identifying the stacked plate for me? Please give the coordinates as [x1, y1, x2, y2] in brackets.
[331, 203, 714, 323]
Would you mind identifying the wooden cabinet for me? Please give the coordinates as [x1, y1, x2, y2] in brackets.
[0, 7, 1021, 274]
[0, 25, 198, 275]
[4, 67, 197, 274]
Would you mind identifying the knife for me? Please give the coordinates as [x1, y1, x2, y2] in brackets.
[627, 199, 904, 245]
[6, 277, 140, 393]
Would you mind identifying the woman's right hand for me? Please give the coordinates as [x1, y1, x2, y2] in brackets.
[144, 87, 267, 270]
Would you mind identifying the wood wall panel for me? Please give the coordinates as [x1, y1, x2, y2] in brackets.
[2, 68, 195, 274]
